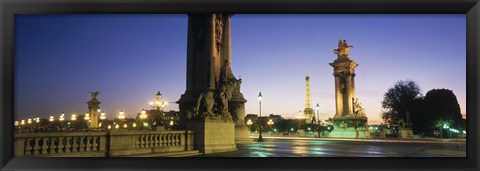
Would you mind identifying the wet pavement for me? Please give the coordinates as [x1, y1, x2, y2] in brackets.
[199, 137, 466, 157]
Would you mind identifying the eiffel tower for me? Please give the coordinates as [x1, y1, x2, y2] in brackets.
[304, 74, 314, 123]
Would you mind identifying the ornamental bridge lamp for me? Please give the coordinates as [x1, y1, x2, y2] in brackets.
[149, 91, 169, 127]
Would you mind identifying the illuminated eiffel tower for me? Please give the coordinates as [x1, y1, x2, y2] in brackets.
[304, 74, 314, 123]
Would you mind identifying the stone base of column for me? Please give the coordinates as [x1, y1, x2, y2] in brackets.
[329, 115, 371, 138]
[234, 124, 253, 144]
[328, 127, 371, 139]
[187, 118, 237, 154]
[398, 128, 414, 138]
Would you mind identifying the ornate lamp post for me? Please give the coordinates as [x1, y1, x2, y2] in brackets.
[99, 111, 106, 129]
[59, 113, 65, 131]
[118, 110, 125, 129]
[267, 119, 274, 136]
[246, 119, 253, 134]
[316, 103, 320, 137]
[84, 113, 91, 129]
[140, 109, 148, 130]
[149, 91, 168, 127]
[257, 92, 264, 142]
[71, 114, 77, 131]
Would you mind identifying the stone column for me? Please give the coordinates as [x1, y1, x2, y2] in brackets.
[222, 14, 232, 65]
[208, 14, 217, 90]
[87, 100, 100, 129]
[345, 73, 353, 115]
[334, 74, 343, 117]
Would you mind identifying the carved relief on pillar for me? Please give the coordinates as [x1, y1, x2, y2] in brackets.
[215, 14, 224, 56]
[334, 70, 354, 95]
[180, 14, 245, 124]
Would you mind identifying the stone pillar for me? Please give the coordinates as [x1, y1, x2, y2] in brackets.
[334, 74, 343, 117]
[178, 14, 239, 154]
[87, 101, 100, 129]
[87, 93, 101, 129]
[345, 74, 353, 115]
[222, 14, 232, 66]
[328, 39, 369, 138]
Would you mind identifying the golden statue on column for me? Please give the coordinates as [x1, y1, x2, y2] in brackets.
[329, 38, 370, 138]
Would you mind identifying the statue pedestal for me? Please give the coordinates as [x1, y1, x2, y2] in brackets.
[329, 127, 371, 138]
[235, 124, 253, 144]
[329, 115, 370, 138]
[398, 128, 413, 138]
[187, 118, 237, 154]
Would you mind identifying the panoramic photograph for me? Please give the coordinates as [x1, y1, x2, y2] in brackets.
[13, 14, 466, 157]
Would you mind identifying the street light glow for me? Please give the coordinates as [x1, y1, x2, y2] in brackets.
[100, 111, 106, 120]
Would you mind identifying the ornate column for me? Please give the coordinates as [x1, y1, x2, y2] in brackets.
[178, 14, 249, 153]
[87, 91, 101, 129]
[345, 73, 353, 115]
[334, 73, 343, 117]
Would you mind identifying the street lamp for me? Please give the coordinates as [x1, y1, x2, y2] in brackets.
[149, 91, 169, 127]
[246, 119, 253, 133]
[71, 114, 77, 121]
[118, 110, 125, 120]
[267, 119, 274, 136]
[316, 103, 320, 137]
[100, 111, 106, 120]
[140, 109, 147, 130]
[257, 92, 264, 142]
[442, 124, 449, 139]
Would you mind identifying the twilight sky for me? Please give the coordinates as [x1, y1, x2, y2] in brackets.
[15, 14, 466, 124]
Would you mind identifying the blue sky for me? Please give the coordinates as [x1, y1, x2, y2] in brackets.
[15, 14, 466, 124]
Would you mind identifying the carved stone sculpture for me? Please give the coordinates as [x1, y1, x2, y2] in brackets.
[334, 38, 353, 58]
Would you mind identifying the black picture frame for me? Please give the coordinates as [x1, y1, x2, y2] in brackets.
[1, 0, 479, 170]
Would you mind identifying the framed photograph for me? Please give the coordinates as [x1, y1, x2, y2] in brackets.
[1, 0, 479, 170]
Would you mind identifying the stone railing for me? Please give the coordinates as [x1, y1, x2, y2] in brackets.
[14, 132, 107, 157]
[109, 131, 195, 157]
[14, 130, 195, 157]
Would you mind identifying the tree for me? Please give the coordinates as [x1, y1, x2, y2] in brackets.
[381, 80, 422, 125]
[424, 89, 465, 132]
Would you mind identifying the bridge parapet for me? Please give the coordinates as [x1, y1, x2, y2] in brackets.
[14, 130, 195, 157]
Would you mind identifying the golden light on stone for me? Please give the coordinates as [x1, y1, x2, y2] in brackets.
[21, 120, 25, 125]
[71, 114, 77, 121]
[27, 119, 32, 124]
[123, 124, 127, 128]
[108, 125, 111, 129]
[36, 117, 40, 123]
[49, 116, 54, 122]
[98, 123, 102, 127]
[115, 124, 119, 129]
[169, 120, 174, 126]
[133, 123, 136, 128]
[14, 121, 19, 126]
